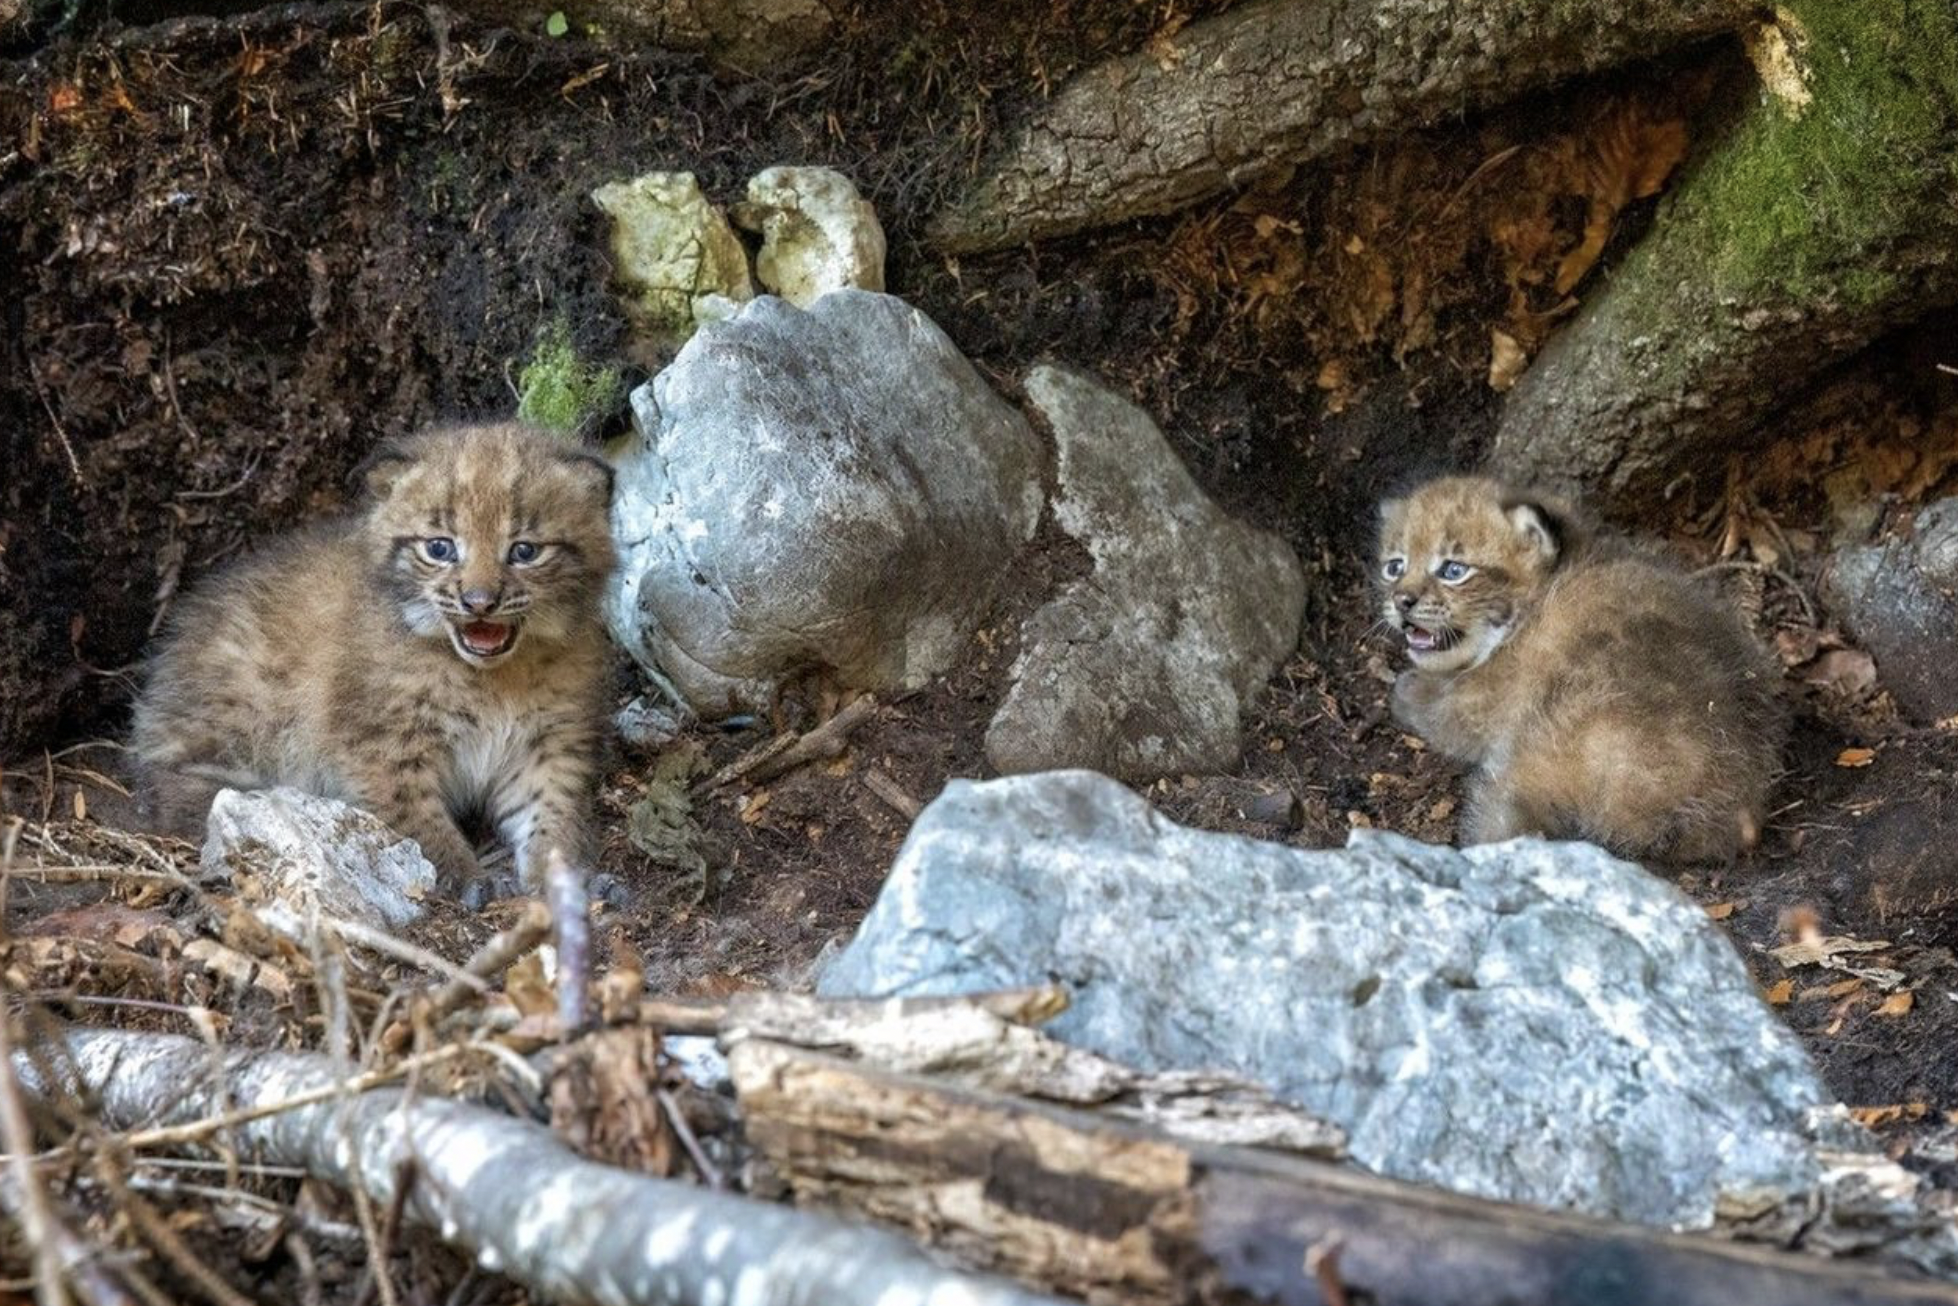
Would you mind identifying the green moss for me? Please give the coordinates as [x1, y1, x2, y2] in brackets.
[1653, 0, 1958, 308]
[515, 318, 623, 435]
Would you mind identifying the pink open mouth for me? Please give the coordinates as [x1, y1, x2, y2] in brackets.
[1403, 623, 1450, 654]
[455, 620, 518, 659]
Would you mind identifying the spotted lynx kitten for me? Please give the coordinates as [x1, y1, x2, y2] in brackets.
[1377, 475, 1782, 863]
[133, 422, 616, 888]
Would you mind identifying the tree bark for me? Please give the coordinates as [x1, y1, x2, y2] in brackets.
[927, 0, 1753, 254]
[1489, 0, 1958, 512]
[731, 1039, 1958, 1306]
[14, 1024, 1067, 1306]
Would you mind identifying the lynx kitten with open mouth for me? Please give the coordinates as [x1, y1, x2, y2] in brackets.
[133, 422, 616, 888]
[1377, 475, 1783, 864]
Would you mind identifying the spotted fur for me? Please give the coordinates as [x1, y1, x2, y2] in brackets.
[1377, 475, 1782, 863]
[133, 422, 616, 888]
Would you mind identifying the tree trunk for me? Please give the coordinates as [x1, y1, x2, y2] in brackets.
[14, 1024, 1068, 1306]
[926, 0, 1753, 254]
[1489, 0, 1958, 512]
[731, 1039, 1958, 1306]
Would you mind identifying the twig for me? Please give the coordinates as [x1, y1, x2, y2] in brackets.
[861, 768, 923, 820]
[122, 1043, 472, 1150]
[385, 900, 552, 1053]
[325, 916, 485, 989]
[546, 850, 591, 1034]
[657, 1088, 723, 1189]
[27, 356, 84, 488]
[174, 450, 262, 502]
[93, 1146, 255, 1306]
[1305, 1238, 1351, 1306]
[0, 1001, 77, 1306]
[694, 695, 880, 795]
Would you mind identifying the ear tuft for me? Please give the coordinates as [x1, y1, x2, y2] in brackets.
[1504, 500, 1562, 564]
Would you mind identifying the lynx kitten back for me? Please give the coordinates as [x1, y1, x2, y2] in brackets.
[133, 421, 616, 888]
[1376, 475, 1782, 863]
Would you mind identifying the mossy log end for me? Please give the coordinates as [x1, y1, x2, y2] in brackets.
[927, 0, 1754, 254]
[1490, 0, 1958, 513]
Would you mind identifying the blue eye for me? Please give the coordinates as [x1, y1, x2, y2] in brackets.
[1382, 557, 1406, 580]
[508, 541, 541, 564]
[1436, 560, 1473, 583]
[421, 537, 457, 563]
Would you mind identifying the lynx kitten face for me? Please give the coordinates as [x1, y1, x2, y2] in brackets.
[365, 426, 617, 667]
[133, 422, 616, 890]
[1375, 475, 1782, 864]
[1377, 478, 1571, 673]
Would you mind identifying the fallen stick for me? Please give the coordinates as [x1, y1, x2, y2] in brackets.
[15, 1024, 1069, 1306]
[693, 696, 879, 795]
[730, 1040, 1958, 1306]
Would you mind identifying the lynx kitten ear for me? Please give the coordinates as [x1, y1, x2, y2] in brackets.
[357, 442, 419, 500]
[559, 452, 616, 507]
[1506, 500, 1561, 564]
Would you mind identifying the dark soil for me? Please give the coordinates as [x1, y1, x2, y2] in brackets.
[4, 4, 1958, 1297]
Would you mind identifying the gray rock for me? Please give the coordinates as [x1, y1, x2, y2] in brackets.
[986, 367, 1304, 781]
[201, 788, 436, 942]
[1824, 497, 1958, 723]
[608, 292, 1044, 714]
[819, 771, 1836, 1228]
[732, 166, 886, 307]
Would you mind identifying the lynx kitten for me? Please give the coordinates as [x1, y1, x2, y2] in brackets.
[1377, 475, 1782, 863]
[133, 422, 616, 887]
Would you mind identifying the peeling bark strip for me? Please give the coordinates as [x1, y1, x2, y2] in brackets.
[927, 0, 1753, 253]
[16, 1026, 1066, 1306]
[1491, 0, 1958, 511]
[730, 1041, 1958, 1306]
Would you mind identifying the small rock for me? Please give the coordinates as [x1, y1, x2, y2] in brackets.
[1822, 497, 1958, 723]
[986, 366, 1305, 781]
[591, 172, 753, 353]
[614, 695, 684, 751]
[201, 788, 436, 942]
[608, 291, 1043, 714]
[820, 771, 1842, 1228]
[732, 166, 886, 307]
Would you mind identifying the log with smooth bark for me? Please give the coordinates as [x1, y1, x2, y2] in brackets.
[927, 0, 1753, 253]
[730, 1039, 1958, 1306]
[14, 1025, 1066, 1306]
[1490, 0, 1958, 511]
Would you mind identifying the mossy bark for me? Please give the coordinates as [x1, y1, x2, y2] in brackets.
[927, 0, 1754, 253]
[1490, 0, 1958, 512]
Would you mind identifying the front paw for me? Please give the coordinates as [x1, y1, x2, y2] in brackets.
[458, 868, 525, 912]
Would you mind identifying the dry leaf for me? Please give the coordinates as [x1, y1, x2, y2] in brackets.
[1488, 329, 1528, 391]
[1834, 747, 1876, 768]
[1770, 935, 1892, 967]
[1704, 901, 1737, 921]
[505, 951, 557, 1019]
[1851, 1103, 1928, 1128]
[1876, 991, 1914, 1017]
[1764, 978, 1793, 1005]
[738, 789, 773, 824]
[183, 938, 293, 1003]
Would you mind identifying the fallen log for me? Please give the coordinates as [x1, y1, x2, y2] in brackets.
[927, 0, 1753, 253]
[730, 1038, 1958, 1306]
[15, 1024, 1068, 1306]
[1489, 0, 1958, 512]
